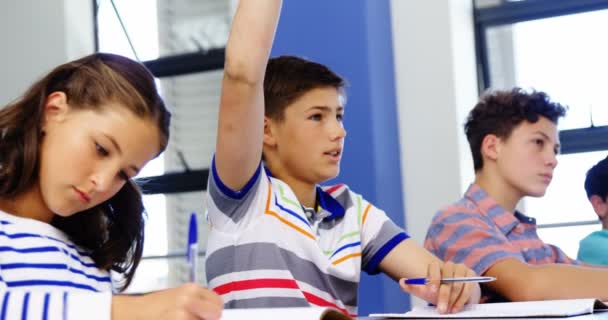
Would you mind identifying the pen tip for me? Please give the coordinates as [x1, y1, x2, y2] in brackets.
[188, 212, 198, 243]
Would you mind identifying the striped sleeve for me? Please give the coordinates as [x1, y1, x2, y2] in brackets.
[424, 210, 525, 275]
[359, 199, 409, 274]
[0, 289, 111, 320]
[206, 156, 266, 232]
[549, 244, 580, 265]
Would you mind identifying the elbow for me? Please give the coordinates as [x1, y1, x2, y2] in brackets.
[223, 54, 263, 86]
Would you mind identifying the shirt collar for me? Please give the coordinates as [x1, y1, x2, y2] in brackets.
[264, 165, 345, 221]
[316, 186, 346, 220]
[464, 183, 535, 235]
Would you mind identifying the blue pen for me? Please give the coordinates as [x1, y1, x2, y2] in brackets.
[404, 276, 496, 285]
[187, 212, 198, 283]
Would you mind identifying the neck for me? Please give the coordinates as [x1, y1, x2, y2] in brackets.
[279, 175, 317, 208]
[0, 184, 54, 223]
[474, 170, 522, 213]
[603, 219, 608, 230]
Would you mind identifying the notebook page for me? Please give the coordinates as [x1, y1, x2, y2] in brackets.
[221, 307, 352, 320]
[370, 298, 605, 318]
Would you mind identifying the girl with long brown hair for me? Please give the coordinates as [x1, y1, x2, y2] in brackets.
[0, 53, 222, 319]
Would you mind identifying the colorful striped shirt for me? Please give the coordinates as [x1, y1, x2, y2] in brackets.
[205, 160, 408, 316]
[424, 184, 579, 303]
[0, 210, 112, 319]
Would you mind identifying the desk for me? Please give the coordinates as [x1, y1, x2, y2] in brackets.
[357, 313, 608, 320]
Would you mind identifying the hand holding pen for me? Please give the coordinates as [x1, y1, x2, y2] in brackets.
[399, 261, 483, 314]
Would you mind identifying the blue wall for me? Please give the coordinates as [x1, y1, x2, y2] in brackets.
[270, 0, 409, 315]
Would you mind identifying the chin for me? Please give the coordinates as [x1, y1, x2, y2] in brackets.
[50, 206, 79, 218]
[526, 188, 547, 198]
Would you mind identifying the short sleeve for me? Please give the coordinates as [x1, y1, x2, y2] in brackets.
[424, 210, 525, 275]
[206, 156, 267, 232]
[359, 199, 409, 274]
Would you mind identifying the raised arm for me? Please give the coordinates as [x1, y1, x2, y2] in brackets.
[214, 0, 282, 191]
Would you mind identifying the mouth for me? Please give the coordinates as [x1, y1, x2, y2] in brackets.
[324, 149, 342, 161]
[540, 173, 553, 183]
[73, 187, 91, 203]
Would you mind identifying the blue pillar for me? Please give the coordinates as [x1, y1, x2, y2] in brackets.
[271, 0, 409, 315]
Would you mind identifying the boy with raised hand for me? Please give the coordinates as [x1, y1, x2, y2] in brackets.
[425, 88, 608, 303]
[205, 0, 480, 316]
[578, 155, 608, 265]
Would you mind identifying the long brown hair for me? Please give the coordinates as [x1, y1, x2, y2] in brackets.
[0, 53, 171, 291]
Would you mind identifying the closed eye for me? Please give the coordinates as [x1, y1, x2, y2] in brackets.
[95, 142, 109, 156]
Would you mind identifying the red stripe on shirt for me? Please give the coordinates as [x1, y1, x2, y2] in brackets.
[303, 291, 355, 317]
[213, 278, 299, 295]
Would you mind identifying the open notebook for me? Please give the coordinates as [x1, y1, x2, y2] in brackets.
[221, 307, 352, 320]
[370, 299, 608, 318]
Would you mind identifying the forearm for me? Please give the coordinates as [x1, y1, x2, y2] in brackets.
[379, 239, 444, 280]
[224, 0, 282, 83]
[490, 262, 608, 301]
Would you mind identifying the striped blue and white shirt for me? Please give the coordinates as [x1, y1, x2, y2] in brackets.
[0, 210, 112, 320]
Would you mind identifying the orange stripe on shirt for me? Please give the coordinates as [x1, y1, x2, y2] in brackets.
[264, 180, 316, 240]
[332, 252, 362, 266]
[361, 203, 372, 225]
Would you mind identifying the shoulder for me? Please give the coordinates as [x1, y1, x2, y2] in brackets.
[432, 196, 482, 223]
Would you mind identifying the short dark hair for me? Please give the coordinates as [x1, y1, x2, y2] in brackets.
[264, 55, 346, 121]
[584, 156, 608, 200]
[464, 88, 567, 171]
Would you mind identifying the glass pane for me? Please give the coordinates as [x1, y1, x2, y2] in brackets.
[165, 191, 210, 288]
[121, 258, 169, 294]
[157, 0, 231, 57]
[524, 151, 608, 225]
[537, 224, 600, 260]
[96, 0, 160, 61]
[485, 9, 608, 129]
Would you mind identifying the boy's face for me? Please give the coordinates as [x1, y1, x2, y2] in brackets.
[264, 86, 346, 185]
[493, 116, 559, 198]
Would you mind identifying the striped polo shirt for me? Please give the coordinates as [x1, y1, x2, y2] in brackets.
[424, 184, 579, 302]
[205, 160, 408, 316]
[0, 210, 112, 320]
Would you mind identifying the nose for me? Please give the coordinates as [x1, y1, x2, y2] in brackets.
[90, 166, 116, 194]
[330, 121, 347, 141]
[546, 150, 558, 169]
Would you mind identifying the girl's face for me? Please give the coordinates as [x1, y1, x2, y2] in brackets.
[38, 92, 161, 218]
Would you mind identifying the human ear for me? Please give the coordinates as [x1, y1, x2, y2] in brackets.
[590, 195, 608, 219]
[263, 117, 277, 147]
[43, 91, 70, 128]
[480, 134, 500, 162]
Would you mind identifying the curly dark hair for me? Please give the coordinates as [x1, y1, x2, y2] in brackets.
[464, 88, 567, 171]
[584, 156, 608, 201]
[264, 55, 346, 121]
[0, 53, 171, 291]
